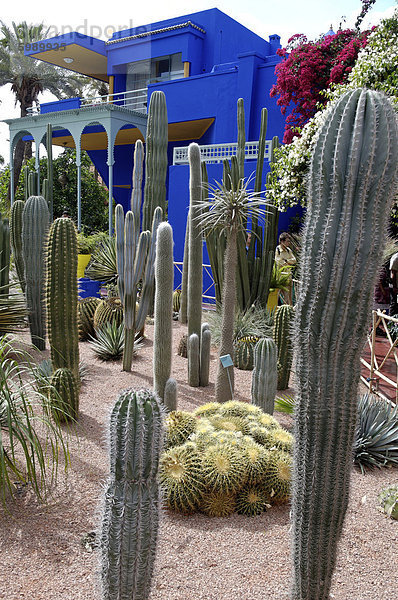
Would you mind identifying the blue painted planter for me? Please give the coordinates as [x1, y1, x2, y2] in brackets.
[78, 277, 102, 298]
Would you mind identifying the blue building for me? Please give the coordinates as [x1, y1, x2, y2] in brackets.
[4, 8, 295, 280]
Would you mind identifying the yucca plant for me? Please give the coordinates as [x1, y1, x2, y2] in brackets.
[354, 394, 398, 473]
[85, 236, 117, 284]
[206, 302, 273, 347]
[0, 336, 70, 505]
[89, 323, 143, 361]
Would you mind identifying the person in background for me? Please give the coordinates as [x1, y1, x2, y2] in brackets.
[389, 252, 398, 316]
[275, 232, 297, 305]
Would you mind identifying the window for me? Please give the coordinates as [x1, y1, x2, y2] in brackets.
[126, 53, 184, 91]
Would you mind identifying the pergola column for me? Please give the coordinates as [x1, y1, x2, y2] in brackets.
[75, 142, 82, 231]
[9, 142, 14, 206]
[108, 163, 113, 236]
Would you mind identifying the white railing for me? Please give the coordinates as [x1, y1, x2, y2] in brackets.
[80, 88, 148, 112]
[173, 141, 273, 165]
[25, 88, 148, 116]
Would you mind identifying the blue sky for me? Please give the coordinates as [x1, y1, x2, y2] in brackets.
[0, 0, 396, 161]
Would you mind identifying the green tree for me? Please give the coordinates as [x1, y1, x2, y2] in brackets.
[0, 21, 83, 202]
[0, 149, 108, 232]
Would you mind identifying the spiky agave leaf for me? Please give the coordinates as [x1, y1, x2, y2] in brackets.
[0, 283, 27, 334]
[200, 490, 236, 517]
[235, 485, 269, 516]
[89, 323, 143, 361]
[354, 394, 398, 473]
[158, 442, 206, 513]
[206, 302, 273, 347]
[85, 236, 117, 284]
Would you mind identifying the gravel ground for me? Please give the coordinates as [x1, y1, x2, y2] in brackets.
[0, 320, 397, 600]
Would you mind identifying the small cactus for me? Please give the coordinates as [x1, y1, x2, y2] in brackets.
[78, 297, 101, 341]
[273, 305, 294, 390]
[94, 298, 124, 330]
[233, 336, 259, 371]
[251, 337, 278, 414]
[50, 367, 79, 422]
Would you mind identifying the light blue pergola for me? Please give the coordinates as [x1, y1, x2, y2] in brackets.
[3, 104, 147, 235]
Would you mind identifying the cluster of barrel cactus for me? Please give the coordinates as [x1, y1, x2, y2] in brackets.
[158, 400, 293, 516]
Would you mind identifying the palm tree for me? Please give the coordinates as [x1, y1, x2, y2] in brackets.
[198, 175, 267, 402]
[0, 21, 83, 202]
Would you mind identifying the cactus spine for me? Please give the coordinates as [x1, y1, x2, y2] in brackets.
[251, 337, 277, 414]
[142, 91, 168, 231]
[100, 388, 164, 600]
[46, 217, 79, 384]
[10, 200, 24, 291]
[0, 214, 10, 295]
[22, 196, 49, 350]
[292, 89, 398, 600]
[273, 304, 294, 390]
[153, 222, 174, 400]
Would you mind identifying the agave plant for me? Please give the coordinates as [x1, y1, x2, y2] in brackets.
[85, 236, 117, 284]
[34, 358, 88, 389]
[89, 322, 143, 361]
[354, 394, 398, 473]
[0, 336, 70, 505]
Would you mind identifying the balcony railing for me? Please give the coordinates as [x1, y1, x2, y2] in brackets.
[173, 141, 273, 165]
[25, 88, 148, 116]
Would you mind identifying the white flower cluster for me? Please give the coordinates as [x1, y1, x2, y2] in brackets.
[267, 8, 398, 212]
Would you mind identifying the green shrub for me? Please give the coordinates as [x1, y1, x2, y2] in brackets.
[378, 485, 398, 520]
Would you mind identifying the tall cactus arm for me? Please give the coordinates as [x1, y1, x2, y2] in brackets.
[115, 204, 125, 303]
[291, 89, 398, 600]
[10, 200, 25, 292]
[153, 222, 174, 400]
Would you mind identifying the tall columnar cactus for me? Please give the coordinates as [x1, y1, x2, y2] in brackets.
[28, 172, 37, 197]
[187, 143, 207, 387]
[178, 210, 189, 324]
[0, 214, 10, 294]
[22, 196, 49, 350]
[10, 200, 24, 291]
[142, 91, 168, 231]
[153, 222, 174, 401]
[131, 139, 144, 237]
[23, 165, 29, 201]
[251, 337, 277, 414]
[46, 217, 79, 384]
[292, 89, 398, 600]
[273, 304, 294, 390]
[100, 388, 164, 600]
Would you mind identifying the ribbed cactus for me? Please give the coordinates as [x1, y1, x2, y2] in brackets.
[187, 143, 210, 387]
[142, 91, 168, 231]
[10, 200, 24, 291]
[200, 325, 211, 387]
[100, 388, 164, 600]
[46, 217, 79, 384]
[78, 297, 101, 340]
[164, 377, 177, 412]
[0, 214, 10, 295]
[115, 205, 150, 371]
[50, 367, 79, 422]
[273, 304, 294, 390]
[27, 172, 37, 197]
[23, 165, 29, 201]
[178, 211, 189, 324]
[131, 139, 144, 236]
[233, 336, 259, 371]
[188, 333, 200, 387]
[94, 298, 124, 330]
[153, 222, 174, 400]
[251, 337, 277, 414]
[22, 196, 49, 350]
[292, 89, 398, 600]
